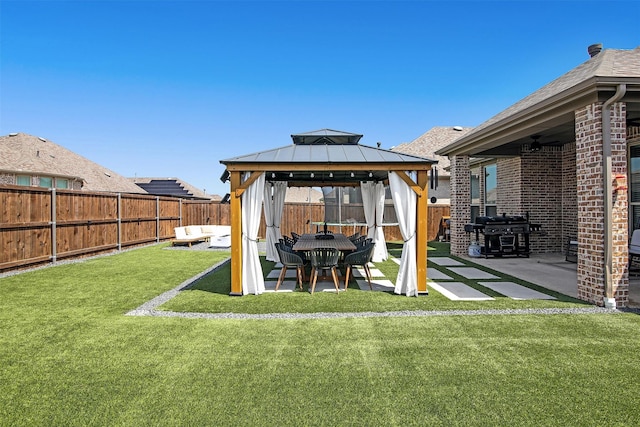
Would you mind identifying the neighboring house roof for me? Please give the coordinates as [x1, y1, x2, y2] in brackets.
[284, 187, 323, 203]
[130, 177, 217, 200]
[392, 126, 473, 177]
[437, 45, 640, 156]
[0, 133, 147, 194]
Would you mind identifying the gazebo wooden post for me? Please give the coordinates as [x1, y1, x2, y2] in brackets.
[229, 171, 243, 296]
[416, 169, 429, 293]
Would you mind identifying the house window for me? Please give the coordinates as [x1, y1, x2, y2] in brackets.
[55, 178, 69, 189]
[16, 175, 31, 186]
[470, 168, 481, 222]
[630, 145, 640, 229]
[484, 164, 497, 217]
[38, 177, 53, 188]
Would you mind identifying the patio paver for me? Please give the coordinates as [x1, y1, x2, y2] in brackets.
[353, 267, 384, 278]
[264, 280, 298, 292]
[447, 267, 500, 279]
[427, 267, 453, 280]
[356, 278, 395, 291]
[429, 257, 465, 266]
[429, 281, 495, 301]
[478, 281, 556, 300]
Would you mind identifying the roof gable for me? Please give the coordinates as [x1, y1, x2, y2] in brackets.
[468, 47, 640, 136]
[437, 46, 640, 155]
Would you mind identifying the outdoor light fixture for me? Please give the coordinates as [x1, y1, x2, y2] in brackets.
[369, 172, 373, 178]
[289, 172, 293, 178]
[530, 135, 542, 152]
[310, 172, 314, 178]
[350, 172, 354, 178]
[220, 169, 230, 183]
[221, 193, 230, 204]
[271, 172, 276, 178]
[329, 172, 333, 178]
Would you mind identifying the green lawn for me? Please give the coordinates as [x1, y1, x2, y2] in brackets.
[1, 244, 640, 426]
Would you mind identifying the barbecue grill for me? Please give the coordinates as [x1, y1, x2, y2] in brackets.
[464, 214, 541, 258]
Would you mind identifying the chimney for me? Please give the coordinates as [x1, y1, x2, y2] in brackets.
[588, 43, 603, 58]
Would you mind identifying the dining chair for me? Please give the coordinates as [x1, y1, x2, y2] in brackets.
[275, 242, 306, 291]
[309, 247, 341, 294]
[343, 243, 375, 290]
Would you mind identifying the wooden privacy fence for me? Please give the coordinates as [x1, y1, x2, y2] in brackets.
[1, 186, 181, 271]
[0, 185, 449, 273]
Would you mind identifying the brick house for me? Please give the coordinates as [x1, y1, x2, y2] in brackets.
[437, 44, 640, 308]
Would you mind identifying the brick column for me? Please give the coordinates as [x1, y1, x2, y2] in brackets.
[450, 155, 471, 256]
[575, 102, 628, 306]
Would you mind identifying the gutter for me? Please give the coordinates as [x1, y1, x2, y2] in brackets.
[602, 83, 626, 309]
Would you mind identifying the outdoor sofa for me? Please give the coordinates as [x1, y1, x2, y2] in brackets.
[171, 225, 231, 248]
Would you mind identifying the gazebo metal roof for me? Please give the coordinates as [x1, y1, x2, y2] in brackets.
[220, 129, 437, 187]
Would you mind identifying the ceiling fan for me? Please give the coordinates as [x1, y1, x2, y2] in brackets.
[529, 135, 560, 152]
[529, 135, 543, 152]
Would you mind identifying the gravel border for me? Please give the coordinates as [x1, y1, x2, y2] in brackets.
[126, 261, 635, 320]
[127, 306, 623, 320]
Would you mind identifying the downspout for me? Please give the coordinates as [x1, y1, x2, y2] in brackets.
[602, 83, 626, 309]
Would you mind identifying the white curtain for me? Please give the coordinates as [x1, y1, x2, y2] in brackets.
[360, 181, 388, 262]
[389, 171, 418, 296]
[242, 172, 266, 295]
[263, 181, 287, 262]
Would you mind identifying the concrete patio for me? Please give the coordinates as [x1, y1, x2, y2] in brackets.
[464, 253, 640, 308]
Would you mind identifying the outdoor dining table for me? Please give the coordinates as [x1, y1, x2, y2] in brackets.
[292, 233, 357, 252]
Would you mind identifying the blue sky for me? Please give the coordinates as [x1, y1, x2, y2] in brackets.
[2, 0, 638, 197]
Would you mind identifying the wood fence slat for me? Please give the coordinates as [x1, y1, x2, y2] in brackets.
[0, 185, 449, 273]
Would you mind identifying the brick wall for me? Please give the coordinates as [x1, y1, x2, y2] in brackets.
[562, 142, 578, 248]
[450, 155, 471, 255]
[521, 147, 564, 252]
[496, 157, 521, 213]
[575, 102, 628, 306]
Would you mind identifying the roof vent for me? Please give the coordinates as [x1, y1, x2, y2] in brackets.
[9, 132, 18, 136]
[453, 126, 463, 131]
[38, 136, 47, 142]
[588, 43, 602, 58]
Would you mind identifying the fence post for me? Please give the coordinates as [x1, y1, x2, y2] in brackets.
[156, 196, 160, 243]
[117, 193, 122, 251]
[51, 188, 57, 264]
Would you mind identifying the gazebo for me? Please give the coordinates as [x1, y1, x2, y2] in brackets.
[220, 129, 437, 296]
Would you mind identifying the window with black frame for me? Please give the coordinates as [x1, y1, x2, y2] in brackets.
[470, 168, 480, 223]
[484, 164, 497, 217]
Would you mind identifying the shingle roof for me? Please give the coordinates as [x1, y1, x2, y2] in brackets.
[130, 177, 217, 200]
[392, 127, 473, 176]
[440, 46, 640, 154]
[0, 133, 147, 194]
